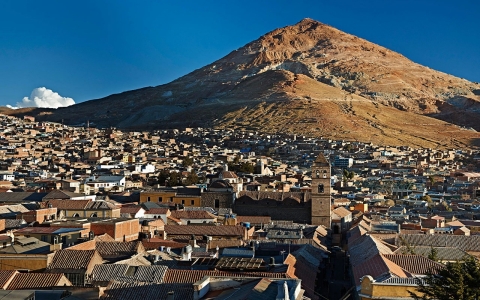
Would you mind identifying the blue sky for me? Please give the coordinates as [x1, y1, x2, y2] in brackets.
[1, 1, 479, 107]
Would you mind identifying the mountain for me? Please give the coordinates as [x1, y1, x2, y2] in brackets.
[7, 18, 480, 148]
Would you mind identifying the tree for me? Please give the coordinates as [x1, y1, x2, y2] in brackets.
[385, 199, 395, 207]
[421, 195, 433, 203]
[427, 246, 438, 262]
[233, 155, 240, 164]
[411, 256, 480, 300]
[168, 172, 181, 186]
[184, 172, 199, 186]
[158, 170, 170, 186]
[182, 156, 194, 167]
[239, 162, 254, 173]
[342, 169, 355, 182]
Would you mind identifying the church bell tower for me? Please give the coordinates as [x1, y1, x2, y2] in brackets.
[311, 153, 331, 227]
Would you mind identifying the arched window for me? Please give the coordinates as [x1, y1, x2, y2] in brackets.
[323, 170, 327, 178]
[90, 213, 98, 218]
[72, 213, 80, 218]
[316, 170, 320, 178]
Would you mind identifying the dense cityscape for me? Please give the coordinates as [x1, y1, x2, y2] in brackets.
[0, 114, 477, 299]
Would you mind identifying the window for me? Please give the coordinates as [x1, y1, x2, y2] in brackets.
[41, 235, 48, 242]
[214, 199, 220, 209]
[318, 184, 324, 193]
[170, 198, 173, 202]
[316, 170, 320, 178]
[147, 196, 151, 202]
[72, 213, 80, 218]
[191, 200, 195, 206]
[158, 197, 163, 202]
[181, 200, 185, 205]
[323, 170, 327, 178]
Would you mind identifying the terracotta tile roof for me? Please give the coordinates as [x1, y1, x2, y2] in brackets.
[170, 210, 216, 220]
[383, 254, 444, 275]
[167, 215, 181, 223]
[163, 225, 245, 237]
[144, 208, 169, 214]
[46, 250, 98, 272]
[332, 206, 352, 218]
[208, 239, 244, 249]
[142, 239, 186, 250]
[96, 241, 144, 259]
[284, 254, 317, 299]
[102, 281, 193, 300]
[0, 270, 16, 289]
[348, 234, 394, 267]
[43, 190, 86, 199]
[352, 254, 408, 285]
[120, 206, 143, 214]
[44, 199, 91, 210]
[95, 233, 116, 242]
[221, 171, 238, 179]
[86, 201, 117, 210]
[163, 269, 288, 284]
[6, 273, 71, 290]
[236, 216, 272, 224]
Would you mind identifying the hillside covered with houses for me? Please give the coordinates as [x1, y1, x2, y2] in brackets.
[0, 114, 478, 299]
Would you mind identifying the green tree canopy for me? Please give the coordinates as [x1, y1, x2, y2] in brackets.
[184, 172, 199, 186]
[411, 256, 480, 300]
[421, 195, 433, 203]
[182, 156, 194, 167]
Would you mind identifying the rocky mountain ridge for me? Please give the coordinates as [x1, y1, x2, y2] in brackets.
[5, 18, 480, 148]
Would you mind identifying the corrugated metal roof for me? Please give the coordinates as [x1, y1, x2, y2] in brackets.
[396, 234, 480, 251]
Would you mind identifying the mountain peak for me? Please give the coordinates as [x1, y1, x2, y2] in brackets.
[9, 19, 480, 148]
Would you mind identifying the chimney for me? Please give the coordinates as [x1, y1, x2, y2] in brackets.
[282, 281, 290, 300]
[189, 234, 199, 248]
[167, 291, 174, 300]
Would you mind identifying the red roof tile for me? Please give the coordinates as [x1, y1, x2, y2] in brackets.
[163, 225, 245, 237]
[145, 208, 170, 215]
[6, 273, 71, 290]
[170, 210, 216, 220]
[44, 199, 91, 210]
[236, 216, 272, 224]
[46, 250, 98, 272]
[0, 270, 16, 289]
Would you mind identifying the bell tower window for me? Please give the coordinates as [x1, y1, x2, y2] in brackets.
[318, 184, 324, 193]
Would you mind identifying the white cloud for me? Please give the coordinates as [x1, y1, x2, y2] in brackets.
[14, 87, 75, 109]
